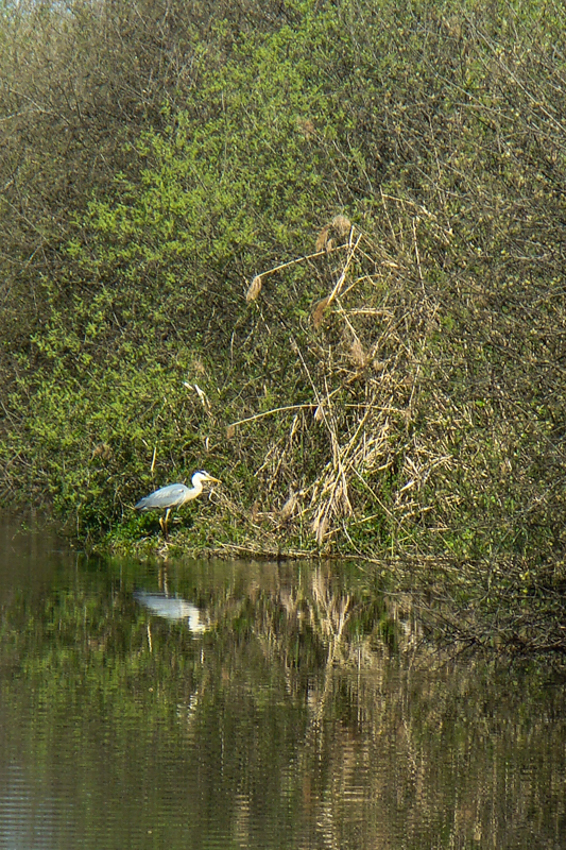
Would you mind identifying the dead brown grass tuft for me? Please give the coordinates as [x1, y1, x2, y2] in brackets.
[315, 226, 330, 253]
[311, 297, 329, 330]
[331, 214, 352, 237]
[245, 275, 263, 302]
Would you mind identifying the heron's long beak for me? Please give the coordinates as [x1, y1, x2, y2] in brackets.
[207, 476, 221, 483]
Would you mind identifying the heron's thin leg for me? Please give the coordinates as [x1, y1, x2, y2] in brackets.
[160, 508, 171, 539]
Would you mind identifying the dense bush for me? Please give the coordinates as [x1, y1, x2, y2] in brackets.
[1, 0, 566, 572]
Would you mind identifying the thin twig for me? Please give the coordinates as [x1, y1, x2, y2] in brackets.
[256, 244, 350, 280]
[227, 403, 314, 429]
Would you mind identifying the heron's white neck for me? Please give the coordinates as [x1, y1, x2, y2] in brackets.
[184, 473, 207, 501]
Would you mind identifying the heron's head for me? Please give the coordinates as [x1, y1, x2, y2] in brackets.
[192, 470, 221, 486]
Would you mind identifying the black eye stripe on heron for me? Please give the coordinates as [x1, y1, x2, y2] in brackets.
[135, 471, 221, 539]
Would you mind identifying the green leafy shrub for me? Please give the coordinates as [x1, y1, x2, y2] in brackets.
[2, 0, 566, 567]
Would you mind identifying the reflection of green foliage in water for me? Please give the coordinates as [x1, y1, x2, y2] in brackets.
[0, 559, 395, 846]
[1, 562, 565, 848]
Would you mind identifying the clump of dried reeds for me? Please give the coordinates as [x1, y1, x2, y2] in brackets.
[233, 198, 451, 553]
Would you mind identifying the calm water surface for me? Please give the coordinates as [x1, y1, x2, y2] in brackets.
[0, 516, 565, 849]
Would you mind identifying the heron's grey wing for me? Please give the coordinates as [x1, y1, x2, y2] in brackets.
[135, 483, 189, 511]
[134, 494, 152, 511]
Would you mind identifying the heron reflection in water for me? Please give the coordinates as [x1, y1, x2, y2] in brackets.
[135, 470, 221, 538]
[133, 591, 208, 633]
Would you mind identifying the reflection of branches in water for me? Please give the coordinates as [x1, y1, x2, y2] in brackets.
[270, 568, 436, 846]
[379, 558, 566, 658]
[386, 593, 424, 653]
[300, 569, 351, 731]
[303, 569, 353, 731]
[310, 569, 351, 663]
[231, 563, 430, 696]
[294, 650, 360, 847]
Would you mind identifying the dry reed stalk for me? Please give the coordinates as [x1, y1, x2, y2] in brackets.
[245, 245, 350, 303]
[226, 403, 314, 434]
[324, 233, 363, 308]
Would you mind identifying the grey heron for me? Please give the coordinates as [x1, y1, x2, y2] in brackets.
[135, 470, 221, 538]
